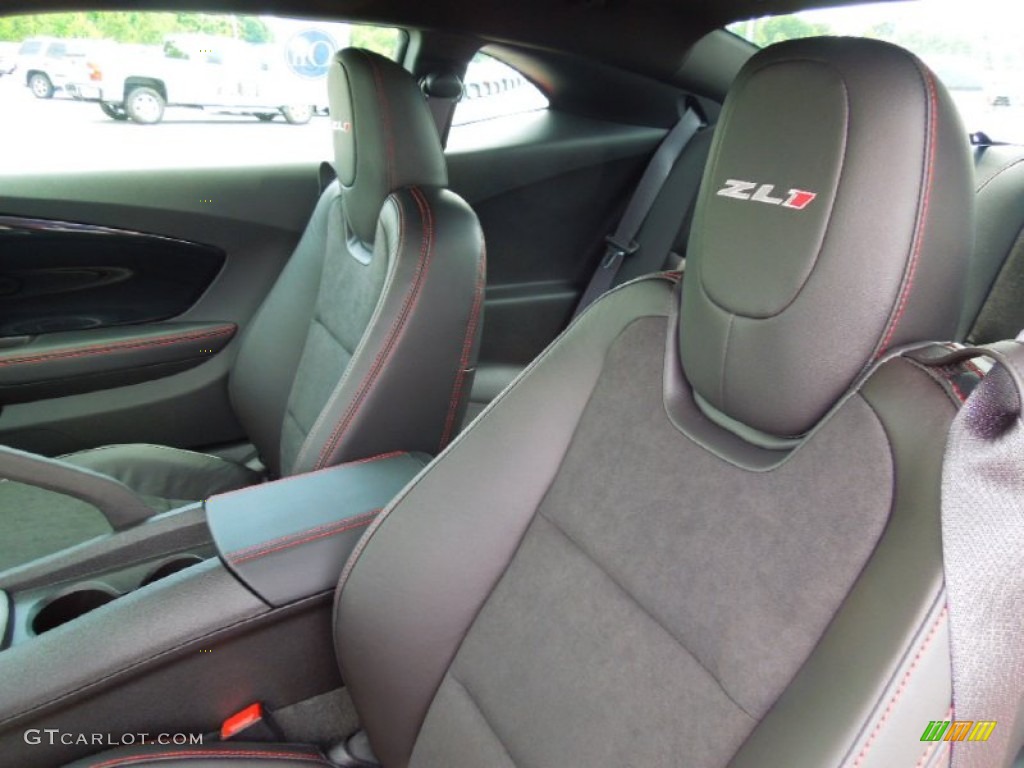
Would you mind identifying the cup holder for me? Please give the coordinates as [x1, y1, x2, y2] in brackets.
[32, 586, 118, 635]
[139, 555, 204, 588]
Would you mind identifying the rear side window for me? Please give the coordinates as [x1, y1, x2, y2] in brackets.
[452, 52, 549, 126]
[728, 0, 1024, 144]
[0, 12, 405, 172]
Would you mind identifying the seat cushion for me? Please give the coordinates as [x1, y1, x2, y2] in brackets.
[62, 444, 261, 502]
[0, 445, 259, 571]
[65, 742, 331, 767]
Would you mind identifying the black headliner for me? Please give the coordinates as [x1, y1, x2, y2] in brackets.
[4, 0, 907, 84]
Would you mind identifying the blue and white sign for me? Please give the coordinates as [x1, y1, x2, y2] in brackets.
[286, 29, 337, 79]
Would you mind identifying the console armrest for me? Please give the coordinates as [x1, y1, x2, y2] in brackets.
[207, 452, 427, 606]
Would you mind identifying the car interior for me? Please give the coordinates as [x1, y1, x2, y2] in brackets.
[1, 0, 1023, 766]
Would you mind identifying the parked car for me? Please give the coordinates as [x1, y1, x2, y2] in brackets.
[66, 33, 323, 124]
[16, 35, 103, 97]
[0, 41, 17, 76]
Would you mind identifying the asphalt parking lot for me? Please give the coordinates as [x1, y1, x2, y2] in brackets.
[0, 74, 333, 173]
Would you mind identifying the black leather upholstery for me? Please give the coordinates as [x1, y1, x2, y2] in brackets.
[66, 37, 983, 768]
[230, 50, 484, 479]
[681, 37, 972, 437]
[330, 48, 448, 245]
[208, 452, 428, 606]
[1, 49, 485, 571]
[65, 743, 332, 767]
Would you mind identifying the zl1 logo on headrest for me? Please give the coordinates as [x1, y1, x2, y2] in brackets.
[716, 179, 817, 211]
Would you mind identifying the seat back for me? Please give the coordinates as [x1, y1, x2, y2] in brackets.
[334, 38, 975, 768]
[960, 144, 1024, 343]
[229, 49, 485, 478]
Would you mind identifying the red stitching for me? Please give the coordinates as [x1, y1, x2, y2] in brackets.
[86, 748, 328, 767]
[0, 325, 235, 367]
[915, 708, 953, 768]
[291, 198, 408, 473]
[439, 239, 487, 449]
[228, 510, 380, 564]
[963, 359, 985, 379]
[877, 68, 938, 357]
[314, 188, 435, 470]
[852, 606, 948, 768]
[365, 51, 395, 192]
[211, 451, 406, 503]
[227, 508, 381, 558]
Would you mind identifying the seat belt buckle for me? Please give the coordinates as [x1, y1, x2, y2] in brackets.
[602, 235, 639, 268]
[220, 702, 282, 742]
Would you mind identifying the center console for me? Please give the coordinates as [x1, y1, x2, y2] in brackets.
[0, 451, 427, 767]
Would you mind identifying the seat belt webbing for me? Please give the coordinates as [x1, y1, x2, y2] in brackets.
[573, 107, 703, 318]
[922, 339, 1024, 768]
[318, 161, 337, 196]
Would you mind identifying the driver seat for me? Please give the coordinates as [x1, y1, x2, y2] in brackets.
[70, 36, 987, 768]
[0, 49, 485, 571]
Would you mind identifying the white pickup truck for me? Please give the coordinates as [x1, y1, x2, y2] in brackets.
[66, 33, 325, 125]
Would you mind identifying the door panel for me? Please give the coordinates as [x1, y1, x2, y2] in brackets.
[0, 322, 236, 404]
[0, 163, 320, 456]
[0, 216, 226, 337]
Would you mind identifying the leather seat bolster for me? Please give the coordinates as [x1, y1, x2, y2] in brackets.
[62, 444, 261, 502]
[66, 742, 331, 768]
[290, 186, 486, 475]
[228, 186, 339, 479]
[728, 358, 957, 768]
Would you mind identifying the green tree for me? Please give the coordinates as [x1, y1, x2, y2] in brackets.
[748, 16, 833, 47]
[864, 22, 973, 57]
[238, 17, 271, 44]
[730, 16, 833, 47]
[0, 12, 270, 45]
[349, 25, 403, 59]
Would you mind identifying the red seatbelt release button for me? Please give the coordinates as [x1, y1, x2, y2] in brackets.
[221, 703, 265, 740]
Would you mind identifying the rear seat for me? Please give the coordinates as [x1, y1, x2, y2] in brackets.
[464, 125, 717, 422]
[959, 143, 1024, 344]
[466, 131, 1024, 424]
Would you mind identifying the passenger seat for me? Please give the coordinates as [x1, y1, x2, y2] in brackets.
[0, 49, 485, 571]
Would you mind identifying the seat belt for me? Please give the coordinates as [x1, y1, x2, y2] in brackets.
[318, 161, 337, 196]
[915, 338, 1024, 768]
[572, 106, 704, 318]
[421, 71, 464, 148]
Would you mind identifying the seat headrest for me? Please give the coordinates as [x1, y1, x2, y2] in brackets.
[328, 48, 448, 244]
[680, 37, 973, 438]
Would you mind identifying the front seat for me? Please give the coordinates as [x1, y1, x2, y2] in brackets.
[0, 48, 485, 570]
[70, 37, 984, 768]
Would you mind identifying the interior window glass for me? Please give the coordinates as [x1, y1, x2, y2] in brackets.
[728, 0, 1024, 143]
[0, 12, 405, 172]
[452, 52, 549, 126]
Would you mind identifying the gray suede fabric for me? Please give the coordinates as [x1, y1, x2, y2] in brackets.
[0, 443, 246, 570]
[409, 317, 895, 767]
[279, 193, 389, 474]
[0, 481, 185, 571]
[0, 481, 110, 571]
